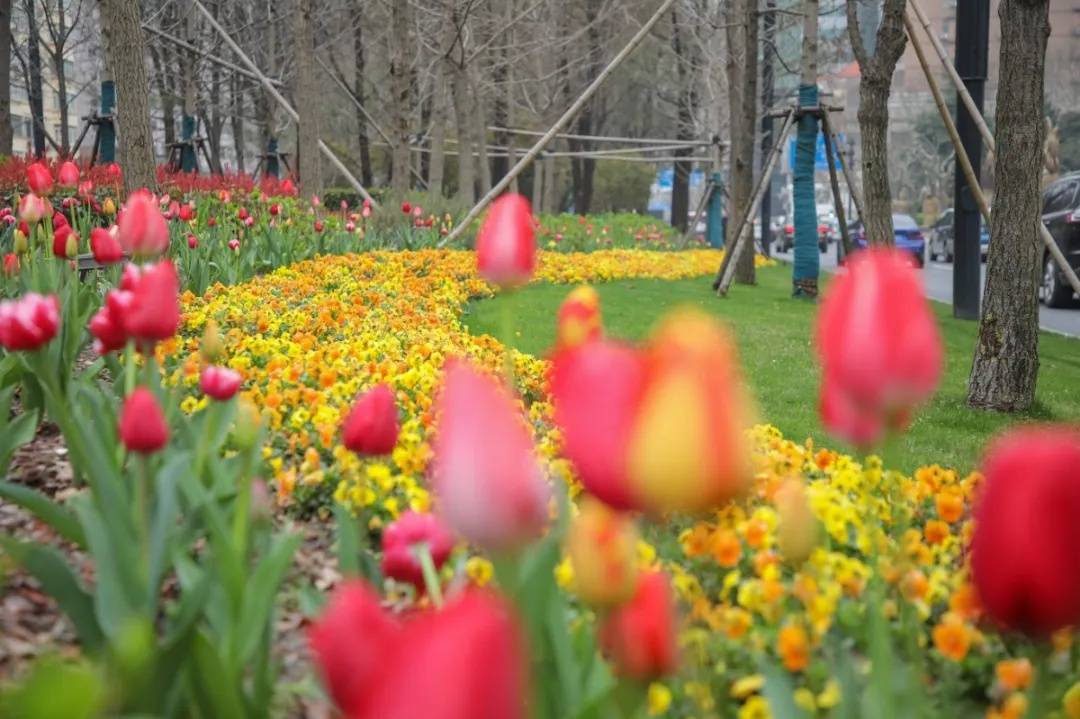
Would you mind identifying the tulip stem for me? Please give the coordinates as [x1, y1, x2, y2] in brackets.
[134, 453, 151, 588]
[124, 341, 136, 397]
[415, 543, 444, 607]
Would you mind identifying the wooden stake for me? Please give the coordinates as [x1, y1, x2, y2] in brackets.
[190, 0, 378, 208]
[906, 10, 1080, 297]
[821, 112, 864, 225]
[714, 110, 797, 295]
[439, 0, 678, 247]
[821, 120, 853, 257]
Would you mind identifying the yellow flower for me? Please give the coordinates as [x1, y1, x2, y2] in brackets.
[730, 674, 765, 700]
[1064, 681, 1080, 719]
[738, 696, 772, 719]
[647, 683, 672, 716]
[466, 557, 493, 587]
[793, 688, 816, 712]
[818, 679, 841, 709]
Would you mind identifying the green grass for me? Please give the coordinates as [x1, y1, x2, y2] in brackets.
[464, 264, 1080, 474]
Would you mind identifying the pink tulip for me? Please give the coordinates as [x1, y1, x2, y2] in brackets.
[91, 228, 124, 264]
[380, 511, 455, 590]
[89, 300, 128, 355]
[121, 261, 181, 346]
[430, 360, 549, 551]
[342, 384, 399, 456]
[18, 193, 47, 225]
[228, 238, 240, 251]
[0, 293, 60, 351]
[117, 190, 170, 258]
[200, 365, 243, 401]
[57, 161, 80, 188]
[118, 387, 170, 454]
[475, 194, 536, 288]
[26, 162, 53, 195]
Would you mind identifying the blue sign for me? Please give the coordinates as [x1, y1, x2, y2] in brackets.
[788, 132, 845, 172]
[656, 168, 706, 190]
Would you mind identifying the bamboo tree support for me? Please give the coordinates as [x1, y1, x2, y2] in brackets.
[714, 109, 797, 296]
[190, 0, 378, 208]
[905, 10, 1080, 298]
[439, 0, 679, 248]
[821, 111, 864, 225]
[820, 121, 853, 258]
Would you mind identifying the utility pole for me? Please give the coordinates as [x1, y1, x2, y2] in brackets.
[759, 0, 777, 258]
[953, 0, 990, 320]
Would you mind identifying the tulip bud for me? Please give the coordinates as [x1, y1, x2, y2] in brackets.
[313, 220, 324, 233]
[102, 197, 117, 216]
[597, 571, 678, 680]
[971, 427, 1080, 636]
[13, 229, 28, 255]
[228, 238, 240, 251]
[200, 365, 243, 401]
[118, 387, 170, 454]
[200, 320, 225, 362]
[57, 161, 80, 188]
[556, 285, 603, 350]
[52, 225, 75, 258]
[26, 161, 53, 195]
[380, 511, 455, 590]
[187, 234, 198, 249]
[342, 384, 399, 456]
[118, 190, 170, 258]
[2, 253, 20, 277]
[475, 193, 536, 288]
[565, 497, 640, 608]
[776, 479, 819, 566]
[90, 228, 124, 264]
[18, 193, 46, 225]
[64, 230, 79, 259]
[401, 201, 411, 215]
[431, 359, 550, 551]
[0, 293, 60, 351]
[232, 397, 262, 450]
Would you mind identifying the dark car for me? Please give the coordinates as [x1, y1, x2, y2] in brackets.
[848, 214, 927, 267]
[927, 208, 990, 263]
[1040, 174, 1080, 308]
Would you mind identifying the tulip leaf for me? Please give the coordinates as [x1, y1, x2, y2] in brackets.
[0, 480, 85, 547]
[148, 452, 187, 595]
[0, 385, 37, 475]
[761, 659, 810, 719]
[235, 531, 301, 667]
[333, 502, 362, 578]
[70, 493, 143, 639]
[188, 630, 247, 719]
[0, 536, 104, 654]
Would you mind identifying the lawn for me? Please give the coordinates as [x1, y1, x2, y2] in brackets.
[465, 263, 1080, 474]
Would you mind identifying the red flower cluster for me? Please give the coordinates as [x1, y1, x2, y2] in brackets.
[89, 261, 181, 354]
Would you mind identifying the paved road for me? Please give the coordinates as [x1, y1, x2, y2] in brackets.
[772, 246, 1080, 338]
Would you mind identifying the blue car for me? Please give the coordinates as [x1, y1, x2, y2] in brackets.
[848, 214, 927, 267]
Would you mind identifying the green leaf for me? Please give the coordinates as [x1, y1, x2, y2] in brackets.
[761, 658, 811, 719]
[333, 503, 361, 578]
[0, 385, 37, 475]
[0, 481, 85, 546]
[188, 630, 247, 719]
[235, 532, 301, 666]
[148, 453, 188, 595]
[69, 494, 142, 639]
[0, 536, 104, 653]
[0, 655, 106, 719]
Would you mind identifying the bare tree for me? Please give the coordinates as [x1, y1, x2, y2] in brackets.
[388, 0, 412, 192]
[0, 0, 12, 155]
[99, 0, 155, 191]
[968, 0, 1051, 411]
[847, 0, 907, 246]
[295, 0, 321, 192]
[727, 0, 760, 284]
[38, 0, 88, 152]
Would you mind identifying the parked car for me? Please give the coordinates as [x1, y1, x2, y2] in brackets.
[1040, 173, 1080, 308]
[847, 214, 927, 267]
[775, 218, 830, 253]
[927, 208, 990, 263]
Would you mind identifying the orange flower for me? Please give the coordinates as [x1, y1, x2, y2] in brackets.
[724, 607, 753, 639]
[995, 658, 1033, 692]
[935, 488, 965, 523]
[949, 582, 982, 620]
[901, 570, 929, 602]
[987, 693, 1028, 719]
[924, 519, 950, 546]
[712, 529, 742, 568]
[932, 616, 971, 662]
[777, 624, 810, 672]
[743, 518, 769, 550]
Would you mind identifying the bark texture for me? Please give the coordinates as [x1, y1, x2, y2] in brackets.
[967, 0, 1050, 411]
[727, 0, 759, 284]
[389, 0, 412, 193]
[0, 0, 12, 156]
[295, 0, 322, 193]
[99, 0, 156, 193]
[352, 12, 374, 188]
[847, 0, 907, 247]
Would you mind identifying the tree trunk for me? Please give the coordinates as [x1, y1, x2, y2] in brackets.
[474, 77, 492, 196]
[792, 0, 819, 296]
[727, 0, 760, 285]
[295, 0, 322, 193]
[99, 0, 156, 193]
[389, 0, 412, 193]
[450, 60, 476, 203]
[847, 0, 908, 247]
[25, 0, 46, 157]
[429, 79, 447, 196]
[230, 75, 245, 174]
[669, 5, 698, 233]
[149, 46, 176, 149]
[352, 12, 373, 188]
[54, 0, 69, 153]
[0, 0, 12, 156]
[967, 0, 1050, 411]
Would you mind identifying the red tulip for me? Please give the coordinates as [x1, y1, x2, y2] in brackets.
[118, 387, 170, 454]
[78, 180, 94, 197]
[106, 163, 122, 180]
[2, 253, 19, 277]
[228, 238, 240, 251]
[89, 300, 128, 354]
[122, 261, 181, 346]
[815, 248, 942, 446]
[555, 285, 603, 351]
[200, 365, 243, 401]
[52, 211, 68, 229]
[343, 384, 399, 455]
[475, 194, 535, 288]
[237, 207, 249, 221]
[52, 224, 78, 258]
[380, 511, 455, 590]
[90, 228, 124, 264]
[364, 590, 527, 719]
[971, 427, 1080, 635]
[269, 203, 281, 216]
[187, 234, 198, 249]
[314, 220, 324, 233]
[26, 162, 53, 195]
[597, 571, 678, 680]
[178, 203, 194, 222]
[18, 193, 47, 225]
[552, 309, 752, 514]
[57, 161, 80, 188]
[308, 582, 401, 718]
[401, 201, 411, 215]
[117, 190, 170, 258]
[0, 293, 59, 351]
[431, 360, 550, 551]
[281, 178, 296, 195]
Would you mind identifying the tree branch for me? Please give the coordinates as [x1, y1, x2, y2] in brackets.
[845, 0, 870, 71]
